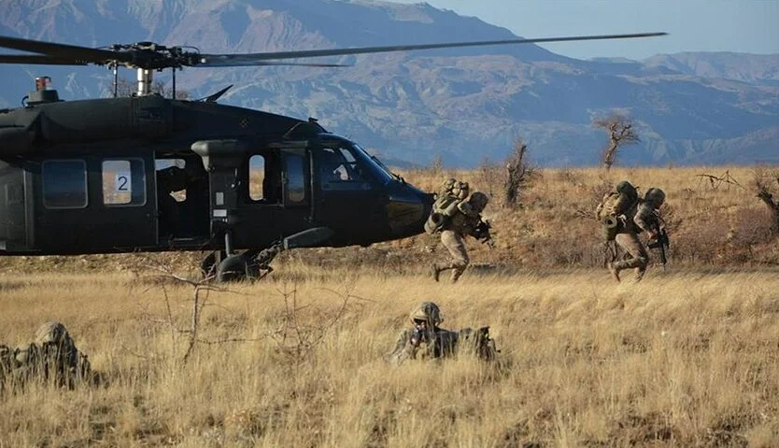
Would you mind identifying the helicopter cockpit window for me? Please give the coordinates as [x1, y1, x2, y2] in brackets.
[320, 146, 369, 189]
[249, 154, 282, 203]
[102, 159, 146, 206]
[42, 160, 88, 209]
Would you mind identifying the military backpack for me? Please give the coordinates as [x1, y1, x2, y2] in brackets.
[597, 181, 639, 240]
[424, 194, 462, 235]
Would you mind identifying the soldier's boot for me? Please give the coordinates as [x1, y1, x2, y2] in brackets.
[430, 264, 441, 282]
[450, 267, 464, 283]
[607, 262, 621, 283]
[634, 267, 646, 283]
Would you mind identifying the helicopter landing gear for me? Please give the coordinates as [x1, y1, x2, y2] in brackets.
[208, 243, 283, 282]
[200, 250, 227, 279]
[215, 253, 252, 282]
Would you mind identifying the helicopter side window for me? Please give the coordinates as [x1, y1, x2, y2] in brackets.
[284, 153, 307, 204]
[102, 159, 146, 206]
[42, 160, 88, 209]
[249, 154, 282, 203]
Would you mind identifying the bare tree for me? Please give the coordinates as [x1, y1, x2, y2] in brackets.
[429, 154, 444, 177]
[503, 138, 535, 208]
[476, 156, 501, 198]
[753, 167, 779, 235]
[593, 114, 640, 171]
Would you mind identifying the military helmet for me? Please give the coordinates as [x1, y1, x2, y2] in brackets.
[615, 181, 633, 194]
[410, 301, 443, 326]
[645, 188, 666, 207]
[34, 322, 71, 345]
[468, 191, 489, 213]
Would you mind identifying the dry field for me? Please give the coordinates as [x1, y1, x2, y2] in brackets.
[1, 267, 778, 447]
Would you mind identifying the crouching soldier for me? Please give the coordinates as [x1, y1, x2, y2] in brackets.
[0, 322, 91, 392]
[387, 302, 497, 365]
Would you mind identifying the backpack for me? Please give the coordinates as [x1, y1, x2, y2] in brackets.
[597, 181, 639, 240]
[457, 326, 498, 361]
[424, 194, 462, 235]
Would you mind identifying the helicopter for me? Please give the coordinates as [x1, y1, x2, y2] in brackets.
[0, 31, 665, 280]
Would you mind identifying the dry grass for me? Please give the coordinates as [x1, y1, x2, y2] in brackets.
[1, 268, 778, 447]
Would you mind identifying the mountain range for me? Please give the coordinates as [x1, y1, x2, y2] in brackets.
[1, 0, 777, 167]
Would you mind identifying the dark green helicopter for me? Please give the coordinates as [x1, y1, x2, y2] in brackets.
[0, 32, 664, 280]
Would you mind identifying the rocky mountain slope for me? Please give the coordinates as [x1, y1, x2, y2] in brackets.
[0, 0, 776, 166]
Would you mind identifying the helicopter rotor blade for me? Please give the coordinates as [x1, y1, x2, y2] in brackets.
[0, 54, 90, 65]
[196, 32, 667, 66]
[0, 35, 128, 63]
[199, 60, 353, 68]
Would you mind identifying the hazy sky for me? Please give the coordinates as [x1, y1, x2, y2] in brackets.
[387, 0, 779, 60]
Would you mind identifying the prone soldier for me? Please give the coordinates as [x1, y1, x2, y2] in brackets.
[387, 302, 497, 365]
[0, 322, 91, 392]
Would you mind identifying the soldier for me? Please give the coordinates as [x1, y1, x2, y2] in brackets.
[0, 322, 91, 391]
[429, 191, 491, 282]
[605, 187, 667, 282]
[387, 302, 497, 365]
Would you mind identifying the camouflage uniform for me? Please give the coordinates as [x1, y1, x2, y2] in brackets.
[388, 302, 497, 365]
[431, 191, 489, 282]
[0, 322, 91, 391]
[607, 188, 666, 282]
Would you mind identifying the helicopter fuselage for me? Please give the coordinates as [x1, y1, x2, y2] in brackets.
[0, 95, 432, 256]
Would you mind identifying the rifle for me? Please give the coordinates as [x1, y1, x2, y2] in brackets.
[410, 327, 429, 347]
[647, 223, 669, 271]
[473, 219, 495, 248]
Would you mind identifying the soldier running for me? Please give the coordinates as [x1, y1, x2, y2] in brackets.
[597, 183, 666, 282]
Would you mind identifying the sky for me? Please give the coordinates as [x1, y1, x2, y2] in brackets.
[388, 0, 779, 60]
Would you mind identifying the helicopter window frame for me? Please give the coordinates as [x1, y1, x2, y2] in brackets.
[283, 152, 308, 205]
[101, 158, 147, 207]
[319, 145, 373, 191]
[248, 153, 283, 204]
[41, 159, 89, 210]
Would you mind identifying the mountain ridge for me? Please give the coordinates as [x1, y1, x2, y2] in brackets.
[0, 0, 776, 167]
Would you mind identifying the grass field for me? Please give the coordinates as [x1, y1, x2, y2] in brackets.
[1, 267, 778, 447]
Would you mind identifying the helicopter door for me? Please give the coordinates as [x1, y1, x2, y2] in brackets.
[316, 145, 384, 244]
[231, 151, 281, 249]
[0, 164, 27, 252]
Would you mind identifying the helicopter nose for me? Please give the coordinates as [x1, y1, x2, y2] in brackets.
[386, 184, 433, 238]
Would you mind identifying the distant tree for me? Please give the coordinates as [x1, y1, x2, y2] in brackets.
[429, 154, 444, 176]
[113, 77, 190, 99]
[753, 167, 779, 235]
[503, 137, 535, 208]
[593, 114, 640, 171]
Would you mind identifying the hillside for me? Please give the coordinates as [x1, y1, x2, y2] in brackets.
[0, 0, 777, 166]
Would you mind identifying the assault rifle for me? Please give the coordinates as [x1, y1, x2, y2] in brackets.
[647, 224, 669, 271]
[473, 219, 495, 248]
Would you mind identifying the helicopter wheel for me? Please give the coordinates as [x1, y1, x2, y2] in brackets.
[215, 254, 253, 282]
